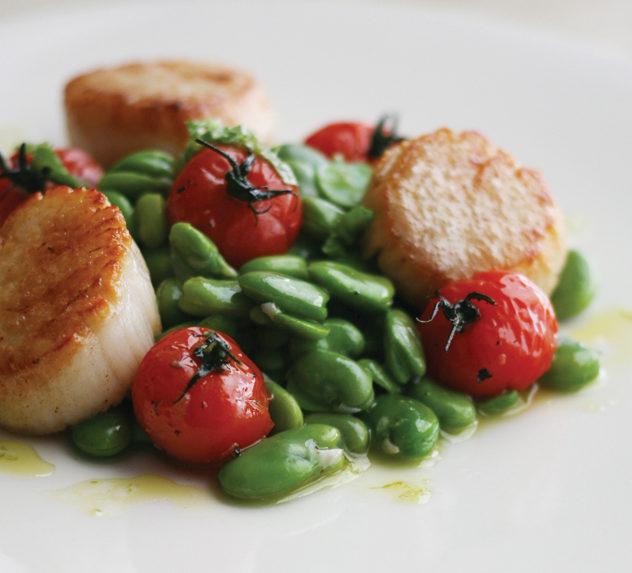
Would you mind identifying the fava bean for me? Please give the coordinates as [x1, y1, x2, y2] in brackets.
[285, 159, 320, 198]
[134, 192, 168, 249]
[538, 337, 600, 392]
[239, 254, 308, 280]
[358, 358, 400, 394]
[142, 247, 173, 287]
[476, 390, 520, 416]
[169, 222, 237, 279]
[315, 159, 372, 208]
[308, 261, 394, 313]
[250, 304, 330, 340]
[102, 190, 135, 235]
[264, 378, 304, 433]
[107, 149, 175, 179]
[218, 424, 345, 500]
[156, 278, 190, 328]
[407, 377, 476, 432]
[550, 250, 597, 320]
[383, 309, 426, 385]
[301, 196, 345, 240]
[179, 277, 251, 317]
[286, 349, 374, 413]
[363, 394, 439, 459]
[304, 413, 370, 455]
[71, 405, 132, 457]
[277, 143, 330, 169]
[239, 271, 329, 322]
[98, 171, 172, 200]
[197, 314, 246, 341]
[289, 317, 365, 358]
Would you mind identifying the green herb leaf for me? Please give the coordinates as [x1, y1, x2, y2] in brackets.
[181, 118, 297, 187]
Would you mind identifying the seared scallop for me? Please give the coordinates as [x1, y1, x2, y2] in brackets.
[64, 60, 275, 167]
[0, 186, 161, 435]
[362, 128, 566, 308]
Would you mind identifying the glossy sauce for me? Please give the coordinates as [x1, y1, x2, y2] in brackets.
[0, 440, 55, 476]
[50, 474, 212, 516]
[571, 308, 632, 369]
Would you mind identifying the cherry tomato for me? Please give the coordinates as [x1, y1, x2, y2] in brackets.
[53, 148, 104, 188]
[0, 144, 104, 226]
[167, 142, 301, 268]
[304, 115, 403, 163]
[132, 327, 273, 464]
[305, 122, 374, 162]
[417, 271, 558, 398]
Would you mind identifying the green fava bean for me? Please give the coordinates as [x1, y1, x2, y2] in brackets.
[107, 149, 175, 179]
[289, 317, 365, 358]
[383, 309, 426, 384]
[315, 159, 372, 208]
[239, 271, 329, 322]
[476, 390, 520, 416]
[197, 314, 246, 341]
[102, 190, 135, 235]
[277, 143, 330, 169]
[179, 277, 251, 318]
[239, 254, 308, 280]
[539, 337, 600, 392]
[358, 358, 400, 394]
[285, 159, 320, 198]
[286, 349, 374, 413]
[308, 261, 394, 314]
[301, 196, 345, 240]
[550, 250, 598, 320]
[337, 205, 375, 245]
[304, 413, 369, 455]
[218, 424, 345, 500]
[142, 247, 174, 287]
[71, 405, 132, 457]
[169, 222, 237, 279]
[134, 192, 168, 249]
[364, 394, 439, 459]
[98, 171, 172, 200]
[156, 278, 190, 328]
[264, 378, 304, 433]
[250, 304, 330, 340]
[408, 377, 476, 432]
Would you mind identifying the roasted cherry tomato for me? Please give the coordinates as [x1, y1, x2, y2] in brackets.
[132, 326, 273, 464]
[417, 271, 558, 398]
[0, 144, 104, 226]
[304, 114, 402, 162]
[167, 141, 301, 268]
[53, 147, 104, 188]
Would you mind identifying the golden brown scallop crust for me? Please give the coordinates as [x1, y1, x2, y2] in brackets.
[64, 60, 275, 167]
[362, 128, 566, 309]
[0, 187, 135, 433]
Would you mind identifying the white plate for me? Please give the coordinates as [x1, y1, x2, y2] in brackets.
[1, 2, 631, 572]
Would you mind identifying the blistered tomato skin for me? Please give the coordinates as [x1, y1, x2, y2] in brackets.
[166, 145, 301, 268]
[418, 271, 558, 398]
[132, 326, 274, 464]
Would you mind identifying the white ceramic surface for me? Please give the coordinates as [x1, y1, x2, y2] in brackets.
[1, 2, 631, 572]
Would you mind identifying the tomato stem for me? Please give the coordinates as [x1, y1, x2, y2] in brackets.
[0, 143, 51, 196]
[172, 330, 242, 404]
[368, 114, 404, 159]
[418, 291, 496, 351]
[194, 138, 296, 221]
